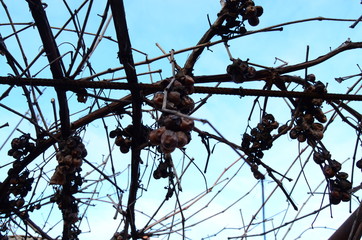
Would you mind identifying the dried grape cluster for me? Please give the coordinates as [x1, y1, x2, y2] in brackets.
[8, 170, 33, 210]
[0, 170, 34, 217]
[238, 0, 263, 26]
[227, 58, 256, 83]
[218, 0, 263, 38]
[285, 78, 352, 205]
[241, 114, 279, 179]
[110, 124, 149, 154]
[51, 188, 82, 239]
[8, 170, 33, 199]
[49, 136, 85, 239]
[8, 134, 35, 160]
[50, 136, 87, 185]
[110, 125, 132, 154]
[153, 158, 173, 180]
[149, 75, 195, 154]
[313, 149, 352, 204]
[287, 80, 328, 145]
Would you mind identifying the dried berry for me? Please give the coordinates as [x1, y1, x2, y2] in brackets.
[161, 114, 182, 131]
[289, 128, 298, 139]
[176, 131, 189, 148]
[152, 92, 164, 108]
[160, 130, 178, 153]
[341, 192, 351, 202]
[149, 127, 166, 145]
[336, 172, 348, 180]
[356, 159, 362, 169]
[304, 114, 314, 124]
[297, 133, 306, 142]
[314, 108, 327, 123]
[313, 152, 324, 164]
[255, 6, 263, 17]
[179, 96, 195, 114]
[323, 165, 335, 178]
[179, 117, 194, 132]
[115, 135, 125, 146]
[329, 190, 342, 205]
[306, 74, 316, 82]
[248, 17, 259, 26]
[168, 91, 181, 105]
[330, 160, 342, 172]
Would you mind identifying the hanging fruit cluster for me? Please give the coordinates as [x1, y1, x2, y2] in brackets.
[7, 170, 34, 210]
[149, 75, 195, 154]
[8, 134, 35, 160]
[153, 159, 173, 179]
[288, 114, 325, 143]
[109, 124, 150, 154]
[313, 149, 351, 204]
[110, 125, 132, 154]
[50, 136, 87, 185]
[283, 78, 352, 205]
[239, 0, 263, 26]
[227, 58, 256, 83]
[288, 81, 328, 145]
[241, 114, 279, 179]
[51, 189, 81, 238]
[329, 172, 352, 204]
[218, 0, 263, 38]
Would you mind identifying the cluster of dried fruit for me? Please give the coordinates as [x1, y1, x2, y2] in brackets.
[284, 78, 352, 205]
[8, 134, 35, 160]
[222, 0, 263, 33]
[51, 189, 81, 238]
[287, 81, 328, 144]
[50, 136, 87, 185]
[7, 170, 34, 209]
[153, 159, 173, 179]
[110, 125, 134, 154]
[149, 75, 195, 154]
[329, 173, 352, 204]
[288, 114, 325, 143]
[239, 0, 263, 26]
[313, 149, 351, 204]
[110, 124, 149, 154]
[227, 58, 256, 83]
[153, 75, 195, 110]
[241, 114, 279, 179]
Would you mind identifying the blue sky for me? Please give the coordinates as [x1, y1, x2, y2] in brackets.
[0, 0, 361, 239]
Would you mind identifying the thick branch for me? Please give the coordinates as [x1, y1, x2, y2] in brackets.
[328, 205, 362, 240]
[195, 41, 362, 83]
[109, 0, 143, 238]
[27, 0, 71, 138]
[183, 5, 227, 74]
[1, 76, 362, 101]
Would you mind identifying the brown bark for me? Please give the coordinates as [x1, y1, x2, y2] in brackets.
[109, 0, 143, 238]
[329, 205, 362, 240]
[27, 0, 71, 138]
